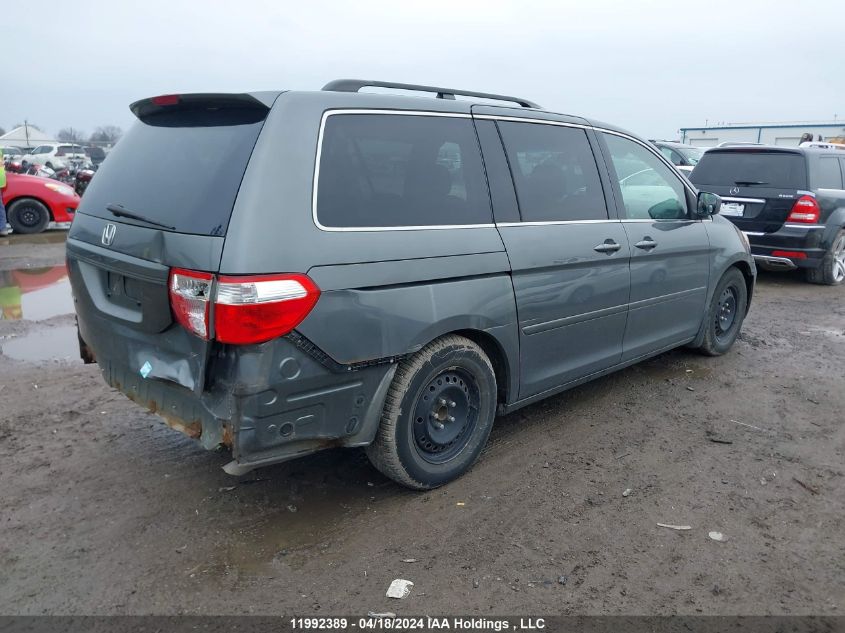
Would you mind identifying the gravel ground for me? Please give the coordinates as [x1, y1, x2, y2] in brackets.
[0, 232, 843, 616]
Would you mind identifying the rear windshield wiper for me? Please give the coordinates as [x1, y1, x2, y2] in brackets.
[106, 203, 175, 230]
[734, 180, 768, 186]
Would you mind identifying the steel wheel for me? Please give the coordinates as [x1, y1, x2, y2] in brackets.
[366, 335, 497, 490]
[8, 198, 50, 234]
[412, 369, 479, 464]
[714, 286, 737, 342]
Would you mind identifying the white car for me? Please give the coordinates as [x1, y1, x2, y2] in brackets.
[22, 144, 92, 170]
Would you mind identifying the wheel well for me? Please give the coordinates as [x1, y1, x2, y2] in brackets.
[453, 329, 510, 406]
[731, 261, 754, 312]
[7, 196, 54, 221]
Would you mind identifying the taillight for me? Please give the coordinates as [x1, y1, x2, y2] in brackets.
[786, 195, 820, 224]
[215, 274, 320, 344]
[167, 270, 320, 345]
[169, 268, 214, 339]
[152, 94, 180, 106]
[772, 250, 807, 259]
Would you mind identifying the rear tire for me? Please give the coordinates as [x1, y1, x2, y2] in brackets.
[805, 229, 845, 286]
[365, 335, 497, 490]
[8, 198, 50, 234]
[696, 267, 748, 357]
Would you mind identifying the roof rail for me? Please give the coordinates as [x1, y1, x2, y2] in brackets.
[321, 79, 541, 109]
[800, 141, 845, 150]
[716, 141, 764, 147]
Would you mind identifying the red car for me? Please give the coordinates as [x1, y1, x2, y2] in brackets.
[1, 173, 80, 234]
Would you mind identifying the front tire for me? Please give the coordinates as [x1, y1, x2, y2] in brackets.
[366, 335, 497, 490]
[8, 198, 50, 234]
[805, 229, 845, 286]
[696, 267, 748, 357]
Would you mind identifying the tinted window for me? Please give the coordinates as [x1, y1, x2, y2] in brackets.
[659, 146, 683, 166]
[602, 133, 688, 220]
[690, 151, 807, 189]
[815, 157, 843, 189]
[317, 114, 491, 228]
[497, 121, 607, 222]
[79, 107, 265, 236]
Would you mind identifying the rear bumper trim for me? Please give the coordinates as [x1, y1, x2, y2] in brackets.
[753, 255, 797, 270]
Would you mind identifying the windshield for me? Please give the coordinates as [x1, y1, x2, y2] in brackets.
[690, 151, 807, 189]
[79, 106, 266, 236]
[679, 146, 704, 165]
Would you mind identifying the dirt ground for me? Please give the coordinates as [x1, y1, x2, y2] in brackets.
[0, 231, 843, 616]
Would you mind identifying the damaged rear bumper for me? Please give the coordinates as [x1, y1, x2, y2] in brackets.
[88, 326, 396, 474]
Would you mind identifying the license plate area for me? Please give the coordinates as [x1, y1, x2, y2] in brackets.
[721, 202, 745, 217]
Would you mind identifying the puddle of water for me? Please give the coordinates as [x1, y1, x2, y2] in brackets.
[0, 230, 67, 246]
[0, 265, 72, 321]
[2, 325, 81, 363]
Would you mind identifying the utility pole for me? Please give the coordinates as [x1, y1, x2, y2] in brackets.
[24, 120, 30, 146]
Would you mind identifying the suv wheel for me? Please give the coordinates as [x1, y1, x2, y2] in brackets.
[697, 268, 748, 356]
[366, 335, 497, 490]
[806, 229, 845, 286]
[8, 198, 50, 234]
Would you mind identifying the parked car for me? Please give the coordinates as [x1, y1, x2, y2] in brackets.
[21, 144, 91, 171]
[650, 140, 705, 175]
[1, 172, 80, 233]
[2, 147, 25, 172]
[2, 146, 24, 161]
[67, 81, 755, 489]
[84, 146, 107, 166]
[690, 145, 845, 284]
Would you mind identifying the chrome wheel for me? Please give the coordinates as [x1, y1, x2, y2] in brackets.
[832, 235, 845, 283]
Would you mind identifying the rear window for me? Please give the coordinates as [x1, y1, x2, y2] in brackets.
[80, 105, 266, 236]
[814, 157, 843, 189]
[690, 151, 807, 189]
[316, 113, 491, 228]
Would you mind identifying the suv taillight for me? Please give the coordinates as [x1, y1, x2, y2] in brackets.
[786, 195, 821, 224]
[168, 269, 320, 344]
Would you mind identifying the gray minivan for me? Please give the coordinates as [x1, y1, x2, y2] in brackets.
[67, 80, 755, 489]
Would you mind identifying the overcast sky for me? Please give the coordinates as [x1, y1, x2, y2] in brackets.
[3, 0, 842, 141]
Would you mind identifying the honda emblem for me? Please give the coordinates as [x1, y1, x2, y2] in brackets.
[101, 223, 117, 246]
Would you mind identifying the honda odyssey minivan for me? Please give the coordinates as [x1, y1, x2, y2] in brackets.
[67, 80, 755, 489]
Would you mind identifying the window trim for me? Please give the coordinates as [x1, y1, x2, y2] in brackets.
[312, 109, 696, 232]
[312, 109, 495, 232]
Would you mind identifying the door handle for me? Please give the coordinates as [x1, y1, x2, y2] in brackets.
[635, 238, 658, 250]
[593, 240, 622, 254]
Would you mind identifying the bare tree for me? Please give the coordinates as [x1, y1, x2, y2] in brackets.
[57, 127, 86, 143]
[89, 126, 123, 144]
[0, 126, 6, 137]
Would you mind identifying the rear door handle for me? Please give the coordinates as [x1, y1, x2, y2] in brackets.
[635, 238, 658, 250]
[593, 240, 622, 254]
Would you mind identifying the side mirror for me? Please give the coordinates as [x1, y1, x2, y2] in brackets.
[697, 191, 721, 217]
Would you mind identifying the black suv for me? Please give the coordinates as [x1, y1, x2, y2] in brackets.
[690, 145, 845, 284]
